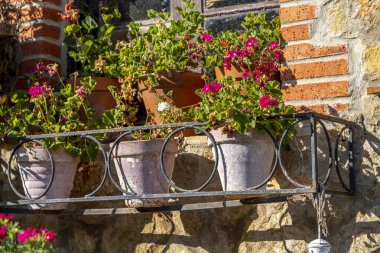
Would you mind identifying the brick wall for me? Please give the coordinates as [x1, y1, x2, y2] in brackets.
[279, 0, 350, 115]
[17, 0, 65, 87]
[16, 0, 351, 115]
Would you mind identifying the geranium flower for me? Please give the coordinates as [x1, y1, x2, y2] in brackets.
[0, 213, 14, 220]
[242, 69, 250, 79]
[0, 226, 7, 240]
[157, 101, 170, 112]
[17, 228, 38, 243]
[268, 41, 279, 51]
[259, 95, 279, 109]
[259, 94, 271, 109]
[28, 85, 44, 98]
[39, 228, 57, 241]
[210, 81, 222, 94]
[271, 97, 279, 106]
[274, 50, 283, 61]
[245, 37, 259, 48]
[202, 32, 213, 42]
[201, 84, 211, 93]
[221, 40, 228, 47]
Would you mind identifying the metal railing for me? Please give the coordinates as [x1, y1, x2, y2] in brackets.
[0, 113, 356, 214]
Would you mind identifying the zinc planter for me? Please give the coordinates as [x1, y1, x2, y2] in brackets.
[138, 71, 204, 125]
[17, 147, 79, 210]
[209, 128, 275, 191]
[111, 139, 178, 207]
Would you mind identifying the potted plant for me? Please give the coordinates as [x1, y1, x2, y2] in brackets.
[61, 0, 121, 119]
[117, 0, 207, 124]
[99, 91, 190, 207]
[193, 14, 294, 191]
[3, 62, 97, 209]
[202, 13, 282, 82]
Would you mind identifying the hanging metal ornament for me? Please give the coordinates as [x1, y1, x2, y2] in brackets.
[308, 186, 331, 253]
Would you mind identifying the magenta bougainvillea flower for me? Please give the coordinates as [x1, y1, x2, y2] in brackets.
[202, 32, 213, 42]
[28, 86, 44, 98]
[0, 226, 7, 240]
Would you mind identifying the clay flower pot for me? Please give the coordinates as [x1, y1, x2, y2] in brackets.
[76, 77, 121, 120]
[138, 71, 204, 124]
[215, 65, 245, 82]
[17, 147, 79, 210]
[209, 128, 275, 191]
[111, 139, 178, 207]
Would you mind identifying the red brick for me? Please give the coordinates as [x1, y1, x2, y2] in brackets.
[21, 6, 61, 23]
[281, 24, 310, 42]
[282, 81, 349, 100]
[19, 59, 59, 75]
[280, 5, 316, 23]
[21, 41, 61, 58]
[283, 44, 347, 62]
[281, 59, 348, 80]
[19, 23, 61, 41]
[295, 104, 348, 115]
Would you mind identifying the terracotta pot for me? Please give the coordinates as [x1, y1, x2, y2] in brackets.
[76, 77, 121, 120]
[16, 147, 79, 210]
[111, 139, 178, 207]
[215, 65, 245, 81]
[138, 71, 204, 124]
[208, 128, 275, 191]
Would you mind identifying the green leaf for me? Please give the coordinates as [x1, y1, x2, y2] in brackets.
[64, 24, 81, 35]
[82, 16, 98, 32]
[81, 40, 94, 55]
[11, 90, 28, 104]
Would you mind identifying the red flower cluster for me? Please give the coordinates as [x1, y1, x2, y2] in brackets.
[259, 94, 278, 109]
[17, 227, 56, 243]
[61, 0, 80, 24]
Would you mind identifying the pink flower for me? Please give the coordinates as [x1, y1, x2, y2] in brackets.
[245, 37, 259, 48]
[242, 68, 250, 79]
[17, 228, 39, 243]
[229, 49, 239, 59]
[259, 95, 279, 109]
[259, 94, 271, 109]
[28, 85, 44, 98]
[274, 50, 283, 61]
[268, 41, 279, 51]
[210, 81, 222, 94]
[0, 226, 7, 240]
[253, 69, 261, 82]
[0, 213, 14, 220]
[201, 32, 213, 42]
[39, 228, 56, 241]
[271, 97, 279, 106]
[201, 84, 211, 93]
